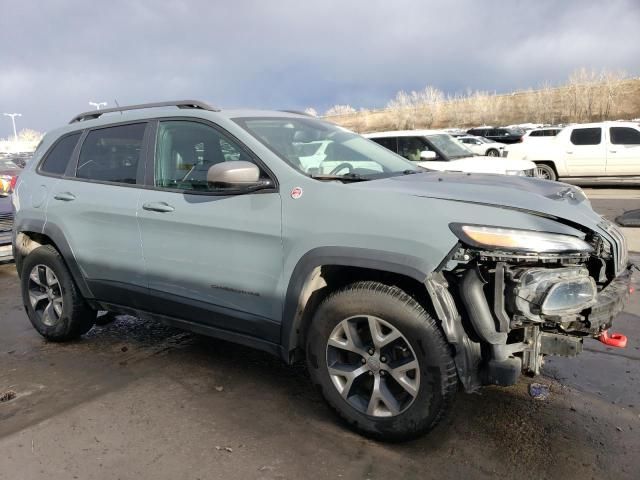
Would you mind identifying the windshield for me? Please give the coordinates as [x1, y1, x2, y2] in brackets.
[233, 117, 421, 179]
[478, 137, 493, 144]
[427, 134, 474, 159]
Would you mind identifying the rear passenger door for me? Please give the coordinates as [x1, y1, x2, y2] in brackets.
[606, 126, 640, 175]
[136, 119, 283, 343]
[44, 122, 149, 304]
[565, 127, 606, 176]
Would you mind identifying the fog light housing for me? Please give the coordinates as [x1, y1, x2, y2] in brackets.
[514, 266, 597, 320]
[540, 276, 596, 315]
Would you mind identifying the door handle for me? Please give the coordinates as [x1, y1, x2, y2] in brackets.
[53, 192, 76, 201]
[566, 151, 573, 154]
[609, 150, 617, 153]
[142, 201, 175, 213]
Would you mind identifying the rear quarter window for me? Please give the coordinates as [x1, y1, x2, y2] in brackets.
[39, 132, 82, 176]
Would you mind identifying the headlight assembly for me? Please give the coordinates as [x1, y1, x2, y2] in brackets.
[505, 169, 525, 176]
[450, 224, 593, 253]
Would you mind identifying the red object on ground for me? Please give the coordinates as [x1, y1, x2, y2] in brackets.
[598, 330, 628, 348]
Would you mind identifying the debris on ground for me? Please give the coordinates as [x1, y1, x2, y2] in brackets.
[529, 383, 550, 400]
[215, 386, 224, 392]
[0, 390, 17, 403]
[215, 446, 233, 452]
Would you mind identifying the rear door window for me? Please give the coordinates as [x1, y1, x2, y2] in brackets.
[610, 127, 640, 145]
[40, 132, 82, 176]
[570, 128, 601, 146]
[76, 123, 147, 184]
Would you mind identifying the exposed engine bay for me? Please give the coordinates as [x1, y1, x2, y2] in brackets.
[429, 219, 632, 391]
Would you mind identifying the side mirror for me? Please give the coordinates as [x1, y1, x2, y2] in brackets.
[207, 161, 265, 188]
[419, 150, 437, 160]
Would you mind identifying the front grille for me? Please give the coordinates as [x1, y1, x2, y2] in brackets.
[600, 219, 628, 275]
[0, 212, 13, 233]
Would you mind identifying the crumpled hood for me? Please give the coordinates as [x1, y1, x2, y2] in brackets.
[354, 171, 604, 231]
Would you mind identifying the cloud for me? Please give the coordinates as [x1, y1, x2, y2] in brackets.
[0, 0, 638, 135]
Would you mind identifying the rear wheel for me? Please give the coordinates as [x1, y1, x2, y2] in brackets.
[306, 281, 457, 441]
[535, 163, 557, 181]
[21, 245, 96, 341]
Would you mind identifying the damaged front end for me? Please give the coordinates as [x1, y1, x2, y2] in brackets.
[428, 219, 632, 391]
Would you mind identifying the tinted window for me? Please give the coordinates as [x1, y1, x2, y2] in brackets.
[529, 130, 543, 137]
[77, 124, 146, 183]
[371, 137, 397, 152]
[155, 120, 262, 191]
[40, 132, 81, 175]
[570, 128, 601, 146]
[397, 137, 430, 161]
[610, 127, 640, 145]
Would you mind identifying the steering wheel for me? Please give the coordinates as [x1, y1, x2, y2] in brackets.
[328, 162, 353, 175]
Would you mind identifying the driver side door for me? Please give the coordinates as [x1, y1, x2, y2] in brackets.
[136, 119, 283, 343]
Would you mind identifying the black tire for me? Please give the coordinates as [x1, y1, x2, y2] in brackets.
[21, 245, 96, 341]
[306, 281, 457, 441]
[486, 148, 500, 157]
[535, 163, 557, 181]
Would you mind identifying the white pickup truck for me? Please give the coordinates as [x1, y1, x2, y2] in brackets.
[364, 130, 536, 176]
[505, 121, 640, 183]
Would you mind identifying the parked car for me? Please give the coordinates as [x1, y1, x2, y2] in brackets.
[457, 135, 504, 157]
[467, 127, 524, 144]
[0, 158, 21, 261]
[13, 101, 631, 441]
[522, 127, 563, 141]
[505, 121, 640, 182]
[364, 130, 535, 176]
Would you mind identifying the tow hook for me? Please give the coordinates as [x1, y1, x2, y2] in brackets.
[598, 330, 628, 348]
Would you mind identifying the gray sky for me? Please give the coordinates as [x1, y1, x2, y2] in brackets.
[1, 0, 639, 136]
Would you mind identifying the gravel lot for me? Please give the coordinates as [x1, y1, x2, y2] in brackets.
[0, 189, 639, 480]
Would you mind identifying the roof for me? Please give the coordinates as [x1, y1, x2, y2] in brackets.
[363, 129, 448, 138]
[48, 101, 312, 139]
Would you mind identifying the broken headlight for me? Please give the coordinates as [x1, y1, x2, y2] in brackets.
[513, 266, 597, 320]
[450, 224, 593, 253]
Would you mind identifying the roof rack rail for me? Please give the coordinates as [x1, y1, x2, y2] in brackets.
[69, 100, 219, 124]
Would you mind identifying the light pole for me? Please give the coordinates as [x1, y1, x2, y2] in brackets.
[3, 113, 22, 142]
[89, 101, 107, 110]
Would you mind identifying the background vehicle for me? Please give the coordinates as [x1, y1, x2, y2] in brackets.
[467, 127, 524, 144]
[522, 127, 563, 142]
[13, 101, 630, 441]
[457, 135, 504, 156]
[505, 121, 640, 182]
[0, 157, 21, 261]
[364, 130, 535, 176]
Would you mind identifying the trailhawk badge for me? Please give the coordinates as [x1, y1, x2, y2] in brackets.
[291, 187, 303, 199]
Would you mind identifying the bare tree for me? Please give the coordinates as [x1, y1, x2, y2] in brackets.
[325, 104, 356, 117]
[304, 107, 318, 117]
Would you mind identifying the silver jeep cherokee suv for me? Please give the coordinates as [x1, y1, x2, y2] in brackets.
[12, 101, 632, 441]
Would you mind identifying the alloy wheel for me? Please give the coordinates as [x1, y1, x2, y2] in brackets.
[28, 264, 64, 327]
[326, 315, 420, 417]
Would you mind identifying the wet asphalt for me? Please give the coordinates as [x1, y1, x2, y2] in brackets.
[0, 191, 639, 480]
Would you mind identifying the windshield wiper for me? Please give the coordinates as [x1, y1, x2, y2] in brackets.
[310, 173, 369, 182]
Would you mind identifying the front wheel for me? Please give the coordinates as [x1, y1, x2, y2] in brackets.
[486, 148, 500, 157]
[306, 281, 457, 441]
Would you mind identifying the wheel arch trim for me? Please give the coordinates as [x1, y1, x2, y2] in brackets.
[280, 246, 433, 361]
[14, 219, 94, 300]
